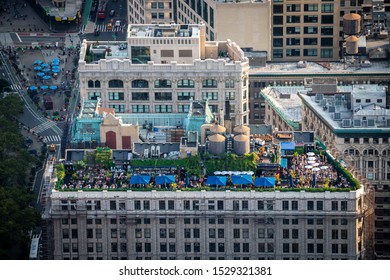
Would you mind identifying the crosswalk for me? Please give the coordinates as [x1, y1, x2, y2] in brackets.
[30, 120, 57, 134]
[43, 135, 62, 144]
[11, 84, 23, 90]
[94, 24, 127, 33]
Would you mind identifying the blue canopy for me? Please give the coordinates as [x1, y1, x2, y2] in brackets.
[280, 158, 288, 168]
[37, 72, 45, 77]
[52, 61, 60, 66]
[254, 177, 275, 187]
[42, 75, 51, 80]
[130, 174, 151, 185]
[40, 85, 48, 90]
[33, 66, 41, 71]
[52, 65, 60, 69]
[231, 174, 253, 185]
[206, 176, 227, 186]
[29, 86, 38, 91]
[49, 85, 58, 90]
[34, 60, 42, 65]
[52, 58, 60, 63]
[155, 175, 175, 185]
[41, 63, 49, 67]
[41, 68, 50, 72]
[280, 142, 295, 150]
[52, 69, 60, 73]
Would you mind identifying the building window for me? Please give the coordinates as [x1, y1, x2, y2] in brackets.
[202, 92, 218, 101]
[132, 79, 149, 88]
[88, 92, 101, 100]
[332, 201, 338, 211]
[341, 201, 347, 211]
[177, 92, 195, 100]
[225, 79, 234, 88]
[108, 79, 124, 88]
[155, 92, 172, 101]
[304, 27, 318, 34]
[131, 92, 149, 101]
[108, 92, 124, 101]
[225, 92, 235, 100]
[154, 79, 171, 88]
[282, 201, 289, 210]
[307, 201, 314, 210]
[155, 105, 172, 113]
[202, 79, 218, 88]
[177, 79, 195, 88]
[108, 104, 124, 113]
[132, 105, 149, 113]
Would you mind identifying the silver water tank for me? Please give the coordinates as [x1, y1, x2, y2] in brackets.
[208, 134, 226, 155]
[234, 134, 250, 155]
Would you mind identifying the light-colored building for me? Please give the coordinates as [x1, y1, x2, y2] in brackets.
[128, 0, 174, 24]
[46, 184, 368, 260]
[260, 86, 304, 131]
[78, 23, 250, 125]
[298, 84, 390, 259]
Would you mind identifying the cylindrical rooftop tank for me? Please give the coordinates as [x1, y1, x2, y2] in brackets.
[210, 124, 226, 135]
[233, 124, 250, 136]
[343, 13, 361, 35]
[233, 134, 250, 156]
[345, 36, 359, 54]
[208, 134, 226, 155]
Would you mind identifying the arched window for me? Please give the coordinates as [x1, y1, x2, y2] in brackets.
[94, 80, 101, 88]
[108, 79, 124, 88]
[154, 79, 172, 88]
[202, 79, 217, 88]
[132, 79, 149, 88]
[225, 79, 234, 88]
[177, 79, 195, 88]
[344, 148, 360, 156]
[88, 80, 94, 88]
[363, 148, 378, 156]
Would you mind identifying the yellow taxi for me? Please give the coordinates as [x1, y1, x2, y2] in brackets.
[107, 23, 113, 31]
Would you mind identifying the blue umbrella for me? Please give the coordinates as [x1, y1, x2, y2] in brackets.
[231, 175, 253, 185]
[34, 60, 42, 65]
[52, 65, 60, 70]
[37, 72, 45, 77]
[52, 69, 60, 73]
[41, 68, 50, 72]
[34, 66, 42, 71]
[40, 85, 48, 90]
[52, 58, 60, 63]
[49, 85, 58, 90]
[41, 63, 49, 68]
[155, 175, 175, 185]
[206, 176, 227, 186]
[43, 75, 51, 80]
[254, 177, 276, 187]
[29, 86, 38, 91]
[130, 174, 151, 185]
[52, 61, 60, 66]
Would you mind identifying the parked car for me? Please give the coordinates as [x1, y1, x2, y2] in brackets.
[109, 10, 115, 17]
[115, 20, 121, 27]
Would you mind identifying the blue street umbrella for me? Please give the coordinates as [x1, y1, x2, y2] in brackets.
[254, 177, 276, 188]
[33, 66, 42, 71]
[49, 85, 58, 90]
[43, 75, 51, 80]
[231, 175, 253, 185]
[52, 65, 60, 70]
[52, 58, 60, 63]
[34, 60, 42, 65]
[52, 69, 60, 73]
[41, 68, 50, 72]
[51, 61, 60, 66]
[37, 72, 45, 77]
[130, 174, 151, 185]
[40, 85, 48, 90]
[29, 86, 38, 91]
[155, 175, 176, 185]
[41, 63, 49, 68]
[206, 176, 227, 186]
